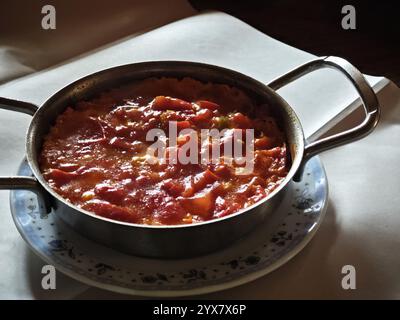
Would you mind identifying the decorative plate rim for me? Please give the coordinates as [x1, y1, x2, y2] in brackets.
[10, 157, 328, 297]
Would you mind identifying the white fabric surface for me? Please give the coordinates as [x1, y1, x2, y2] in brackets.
[0, 3, 399, 299]
[0, 0, 195, 83]
[2, 81, 398, 300]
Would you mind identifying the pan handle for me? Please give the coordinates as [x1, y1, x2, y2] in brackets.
[0, 177, 51, 212]
[268, 56, 380, 180]
[0, 98, 51, 212]
[0, 97, 38, 116]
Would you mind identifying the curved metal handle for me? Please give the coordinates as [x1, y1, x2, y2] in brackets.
[0, 97, 38, 116]
[0, 176, 51, 213]
[0, 98, 50, 212]
[268, 56, 380, 180]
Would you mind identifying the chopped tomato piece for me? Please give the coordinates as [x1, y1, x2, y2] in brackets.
[181, 169, 220, 197]
[94, 184, 127, 205]
[82, 201, 139, 223]
[152, 96, 193, 111]
[212, 164, 231, 178]
[259, 147, 282, 158]
[155, 201, 187, 224]
[254, 136, 274, 149]
[214, 196, 241, 218]
[161, 180, 184, 197]
[179, 191, 214, 217]
[248, 185, 267, 203]
[46, 169, 78, 185]
[192, 109, 213, 123]
[231, 112, 253, 128]
[192, 169, 219, 192]
[176, 120, 192, 130]
[196, 100, 220, 110]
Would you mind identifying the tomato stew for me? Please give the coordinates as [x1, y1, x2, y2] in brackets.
[40, 78, 290, 225]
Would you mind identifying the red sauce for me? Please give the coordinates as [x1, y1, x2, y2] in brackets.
[40, 78, 289, 225]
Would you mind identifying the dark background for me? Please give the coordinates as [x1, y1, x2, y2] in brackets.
[190, 0, 400, 86]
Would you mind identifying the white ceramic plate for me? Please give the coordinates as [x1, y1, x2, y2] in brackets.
[10, 156, 328, 297]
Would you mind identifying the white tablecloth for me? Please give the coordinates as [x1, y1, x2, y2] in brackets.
[0, 81, 398, 299]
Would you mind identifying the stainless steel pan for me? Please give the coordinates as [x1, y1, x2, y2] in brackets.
[0, 56, 379, 258]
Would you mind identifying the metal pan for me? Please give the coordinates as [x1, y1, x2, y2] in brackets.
[0, 56, 379, 258]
